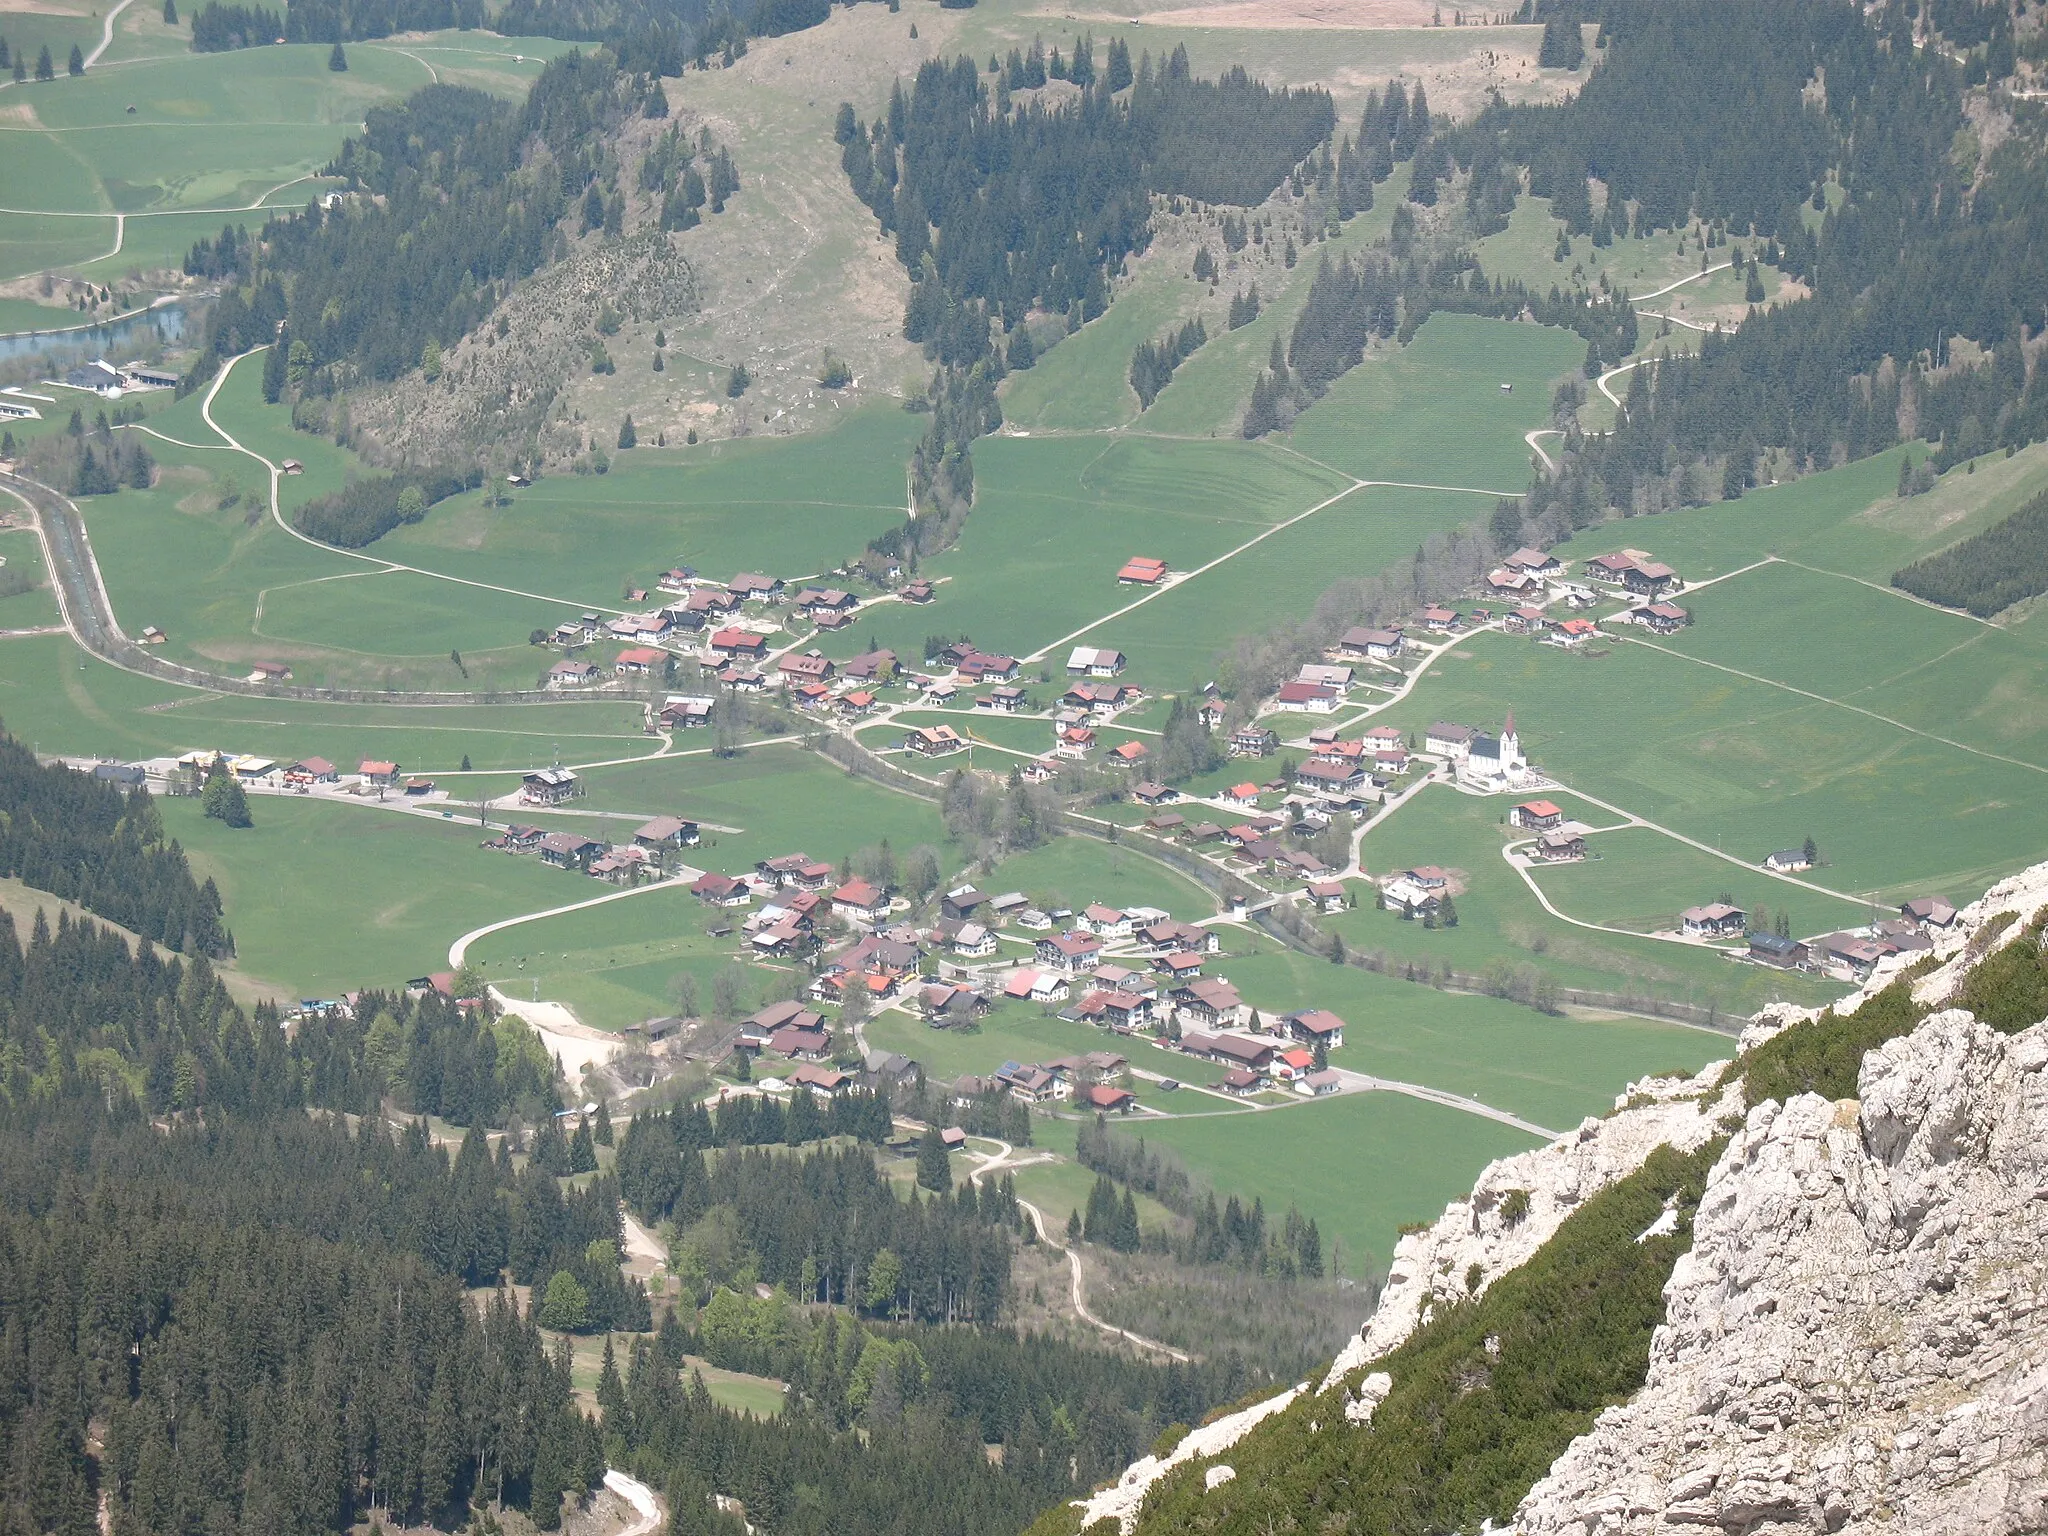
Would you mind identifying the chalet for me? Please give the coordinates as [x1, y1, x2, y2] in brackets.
[1220, 1068, 1263, 1095]
[691, 872, 751, 906]
[359, 760, 402, 788]
[1373, 748, 1411, 776]
[843, 649, 898, 682]
[918, 983, 988, 1023]
[1586, 552, 1639, 582]
[902, 580, 936, 604]
[521, 768, 580, 805]
[1485, 568, 1540, 597]
[1066, 646, 1127, 677]
[1056, 725, 1096, 759]
[685, 589, 740, 618]
[1172, 978, 1249, 1030]
[1020, 760, 1059, 785]
[1296, 759, 1366, 801]
[1037, 932, 1106, 972]
[990, 891, 1030, 921]
[249, 661, 293, 682]
[1003, 969, 1070, 1004]
[1632, 601, 1691, 634]
[587, 849, 646, 884]
[958, 651, 1020, 681]
[548, 658, 602, 689]
[1064, 681, 1141, 714]
[904, 724, 966, 756]
[1504, 606, 1549, 635]
[615, 646, 667, 676]
[1189, 1030, 1270, 1071]
[1815, 931, 1886, 982]
[1087, 964, 1153, 999]
[1272, 1047, 1316, 1082]
[796, 586, 860, 617]
[1077, 904, 1133, 939]
[633, 816, 699, 850]
[538, 831, 605, 870]
[609, 612, 672, 642]
[1183, 822, 1226, 844]
[708, 628, 769, 660]
[1133, 781, 1179, 806]
[1285, 1009, 1346, 1048]
[718, 666, 769, 693]
[402, 777, 436, 797]
[995, 1063, 1066, 1103]
[980, 685, 1028, 713]
[1231, 727, 1279, 758]
[1276, 680, 1341, 714]
[1297, 1068, 1343, 1097]
[769, 1021, 835, 1061]
[1901, 896, 1959, 929]
[1503, 547, 1561, 577]
[1154, 950, 1206, 983]
[728, 573, 784, 602]
[778, 651, 836, 685]
[287, 757, 338, 783]
[552, 622, 586, 646]
[491, 824, 546, 853]
[787, 1063, 853, 1097]
[921, 680, 959, 705]
[940, 921, 997, 958]
[1381, 866, 1448, 915]
[1748, 932, 1810, 969]
[1425, 724, 1474, 757]
[1117, 556, 1168, 585]
[656, 567, 698, 593]
[1339, 627, 1404, 661]
[1533, 830, 1586, 862]
[830, 880, 890, 926]
[1509, 799, 1564, 831]
[1764, 849, 1812, 873]
[1197, 700, 1228, 729]
[1551, 618, 1600, 647]
[1420, 606, 1459, 632]
[1073, 990, 1152, 1032]
[1622, 562, 1680, 598]
[1080, 1084, 1136, 1114]
[1680, 903, 1746, 939]
[1299, 664, 1354, 691]
[1109, 740, 1149, 768]
[1306, 880, 1348, 913]
[1141, 919, 1219, 954]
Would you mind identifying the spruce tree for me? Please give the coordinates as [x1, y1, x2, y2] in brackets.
[163, 0, 178, 22]
[617, 415, 636, 449]
[328, 41, 347, 70]
[916, 1127, 951, 1191]
[37, 44, 55, 80]
[68, 43, 83, 75]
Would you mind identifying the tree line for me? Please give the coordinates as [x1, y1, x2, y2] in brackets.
[1893, 486, 2048, 618]
[13, 407, 155, 497]
[189, 0, 482, 49]
[287, 466, 482, 546]
[0, 733, 229, 959]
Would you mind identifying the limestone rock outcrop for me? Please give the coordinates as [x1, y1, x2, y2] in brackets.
[1514, 1008, 2048, 1535]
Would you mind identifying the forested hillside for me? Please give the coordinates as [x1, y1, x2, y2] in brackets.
[1893, 487, 2048, 616]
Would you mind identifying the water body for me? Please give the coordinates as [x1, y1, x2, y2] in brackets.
[0, 303, 188, 365]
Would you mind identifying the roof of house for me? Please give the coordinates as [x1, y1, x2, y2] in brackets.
[1682, 903, 1744, 923]
[833, 879, 885, 909]
[635, 815, 694, 841]
[616, 646, 666, 666]
[1516, 799, 1563, 818]
[1288, 1008, 1346, 1036]
[1082, 1084, 1134, 1109]
[1110, 741, 1148, 761]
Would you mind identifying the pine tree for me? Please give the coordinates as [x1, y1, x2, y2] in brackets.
[617, 415, 636, 449]
[37, 44, 55, 80]
[916, 1127, 951, 1191]
[162, 0, 178, 22]
[68, 43, 83, 75]
[328, 41, 347, 71]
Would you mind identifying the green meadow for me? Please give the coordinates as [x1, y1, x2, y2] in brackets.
[1328, 784, 1848, 1012]
[1134, 1092, 1542, 1281]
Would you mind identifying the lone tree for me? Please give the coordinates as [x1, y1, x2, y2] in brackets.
[328, 41, 347, 70]
[916, 1127, 951, 1192]
[1802, 835, 1820, 866]
[163, 0, 178, 22]
[68, 43, 83, 76]
[202, 767, 251, 828]
[617, 414, 636, 449]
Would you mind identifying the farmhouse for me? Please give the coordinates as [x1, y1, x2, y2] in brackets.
[1284, 1009, 1346, 1048]
[1764, 849, 1812, 873]
[843, 649, 897, 682]
[489, 823, 546, 853]
[1231, 727, 1279, 758]
[1003, 969, 1070, 1004]
[1419, 606, 1459, 632]
[1297, 1068, 1343, 1097]
[904, 725, 966, 756]
[1109, 741, 1149, 767]
[1067, 646, 1127, 677]
[1509, 799, 1564, 831]
[1117, 556, 1168, 585]
[830, 880, 891, 926]
[709, 628, 769, 660]
[691, 872, 751, 906]
[538, 832, 605, 870]
[1299, 664, 1354, 691]
[778, 650, 836, 685]
[1680, 903, 1746, 939]
[358, 760, 402, 787]
[1275, 681, 1341, 713]
[1064, 681, 1141, 713]
[521, 768, 580, 805]
[1622, 562, 1680, 598]
[1172, 978, 1249, 1030]
[614, 646, 667, 676]
[958, 651, 1020, 681]
[1078, 904, 1133, 939]
[1485, 568, 1540, 598]
[1295, 759, 1366, 802]
[1533, 831, 1587, 862]
[1551, 617, 1600, 647]
[1080, 1084, 1136, 1114]
[902, 580, 935, 603]
[1503, 547, 1561, 577]
[794, 586, 860, 618]
[1339, 627, 1404, 660]
[1901, 896, 1959, 929]
[1585, 552, 1640, 581]
[657, 567, 698, 593]
[787, 1064, 852, 1097]
[1814, 931, 1886, 982]
[1305, 880, 1348, 913]
[1630, 602, 1691, 634]
[286, 757, 337, 783]
[1748, 932, 1810, 968]
[728, 573, 784, 601]
[548, 660, 601, 689]
[633, 816, 699, 850]
[1504, 606, 1549, 635]
[1191, 1030, 1270, 1072]
[1037, 932, 1106, 972]
[995, 1063, 1067, 1103]
[976, 685, 1028, 713]
[1055, 725, 1096, 758]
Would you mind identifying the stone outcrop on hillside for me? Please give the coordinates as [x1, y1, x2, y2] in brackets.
[1514, 1008, 2048, 1535]
[1319, 1062, 1739, 1412]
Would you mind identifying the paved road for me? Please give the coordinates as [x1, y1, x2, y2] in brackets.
[84, 0, 137, 69]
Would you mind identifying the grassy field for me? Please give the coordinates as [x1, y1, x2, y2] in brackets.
[1134, 1092, 1542, 1282]
[1329, 783, 1848, 1012]
[1283, 312, 1584, 491]
[164, 792, 579, 994]
[0, 526, 61, 630]
[1008, 1155, 1178, 1234]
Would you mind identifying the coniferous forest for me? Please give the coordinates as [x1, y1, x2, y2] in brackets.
[1893, 487, 2048, 616]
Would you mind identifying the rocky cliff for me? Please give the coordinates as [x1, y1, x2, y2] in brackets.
[1051, 865, 2048, 1536]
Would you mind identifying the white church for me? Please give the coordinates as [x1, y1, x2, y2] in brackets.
[1456, 710, 1532, 791]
